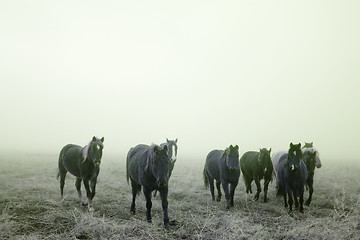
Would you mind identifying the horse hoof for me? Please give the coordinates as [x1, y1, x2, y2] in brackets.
[216, 198, 221, 202]
[264, 198, 269, 203]
[305, 201, 310, 206]
[130, 208, 136, 215]
[88, 207, 94, 212]
[147, 219, 152, 223]
[82, 202, 88, 207]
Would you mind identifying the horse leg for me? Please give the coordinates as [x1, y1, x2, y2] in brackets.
[294, 190, 299, 209]
[130, 180, 138, 214]
[90, 177, 97, 200]
[221, 182, 231, 210]
[254, 177, 261, 201]
[75, 178, 87, 206]
[83, 179, 94, 212]
[229, 182, 238, 208]
[159, 186, 170, 228]
[288, 192, 293, 213]
[216, 181, 222, 202]
[305, 177, 314, 206]
[207, 173, 215, 201]
[283, 188, 288, 208]
[143, 187, 152, 223]
[263, 179, 270, 202]
[299, 186, 305, 213]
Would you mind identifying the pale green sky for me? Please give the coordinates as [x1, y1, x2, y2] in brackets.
[1, 1, 359, 161]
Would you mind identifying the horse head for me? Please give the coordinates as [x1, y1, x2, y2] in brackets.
[258, 148, 273, 174]
[146, 145, 170, 188]
[82, 136, 104, 166]
[165, 138, 178, 164]
[287, 142, 302, 172]
[224, 145, 240, 171]
[303, 149, 317, 175]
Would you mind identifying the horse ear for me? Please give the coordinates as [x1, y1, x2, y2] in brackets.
[230, 145, 233, 149]
[297, 143, 301, 148]
[92, 136, 97, 141]
[166, 138, 169, 142]
[154, 146, 160, 154]
[290, 142, 293, 147]
[175, 138, 178, 143]
[100, 137, 104, 143]
[234, 145, 239, 150]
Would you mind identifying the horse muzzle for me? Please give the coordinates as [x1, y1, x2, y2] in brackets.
[157, 179, 168, 187]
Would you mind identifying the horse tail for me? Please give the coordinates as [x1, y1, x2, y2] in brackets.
[126, 156, 129, 185]
[126, 149, 132, 184]
[203, 168, 209, 189]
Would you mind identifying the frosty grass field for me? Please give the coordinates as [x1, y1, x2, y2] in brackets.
[0, 152, 359, 239]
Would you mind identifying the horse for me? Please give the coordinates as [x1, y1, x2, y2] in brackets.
[276, 143, 308, 214]
[240, 148, 273, 202]
[126, 144, 172, 228]
[203, 145, 240, 209]
[302, 148, 317, 206]
[57, 136, 104, 212]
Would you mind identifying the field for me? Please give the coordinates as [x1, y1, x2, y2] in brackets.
[0, 152, 359, 240]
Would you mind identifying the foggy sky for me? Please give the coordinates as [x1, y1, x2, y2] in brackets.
[1, 1, 359, 161]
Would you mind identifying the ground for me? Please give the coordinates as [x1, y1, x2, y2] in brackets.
[0, 152, 359, 239]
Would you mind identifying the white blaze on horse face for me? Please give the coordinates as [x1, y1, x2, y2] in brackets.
[291, 164, 295, 171]
[96, 145, 100, 150]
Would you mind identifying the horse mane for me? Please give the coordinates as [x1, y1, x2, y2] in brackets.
[144, 144, 160, 173]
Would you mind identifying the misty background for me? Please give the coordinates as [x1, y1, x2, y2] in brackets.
[1, 1, 359, 161]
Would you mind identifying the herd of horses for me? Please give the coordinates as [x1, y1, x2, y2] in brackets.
[57, 137, 321, 228]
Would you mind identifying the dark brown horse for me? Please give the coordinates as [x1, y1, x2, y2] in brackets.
[126, 144, 172, 228]
[57, 136, 104, 212]
[240, 148, 273, 202]
[203, 145, 240, 209]
[276, 143, 308, 214]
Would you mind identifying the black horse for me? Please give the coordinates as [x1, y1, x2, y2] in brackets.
[240, 148, 273, 202]
[203, 145, 240, 209]
[302, 149, 317, 206]
[57, 136, 104, 211]
[277, 143, 308, 213]
[126, 144, 172, 228]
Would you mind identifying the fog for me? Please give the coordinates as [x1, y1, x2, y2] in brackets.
[1, 1, 359, 161]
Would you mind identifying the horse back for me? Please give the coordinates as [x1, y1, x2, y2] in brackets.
[204, 150, 223, 181]
[59, 144, 83, 177]
[239, 151, 258, 176]
[126, 144, 149, 185]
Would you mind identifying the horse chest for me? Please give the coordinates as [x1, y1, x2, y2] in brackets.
[80, 166, 98, 180]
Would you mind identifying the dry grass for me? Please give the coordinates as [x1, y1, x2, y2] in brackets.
[0, 153, 359, 239]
